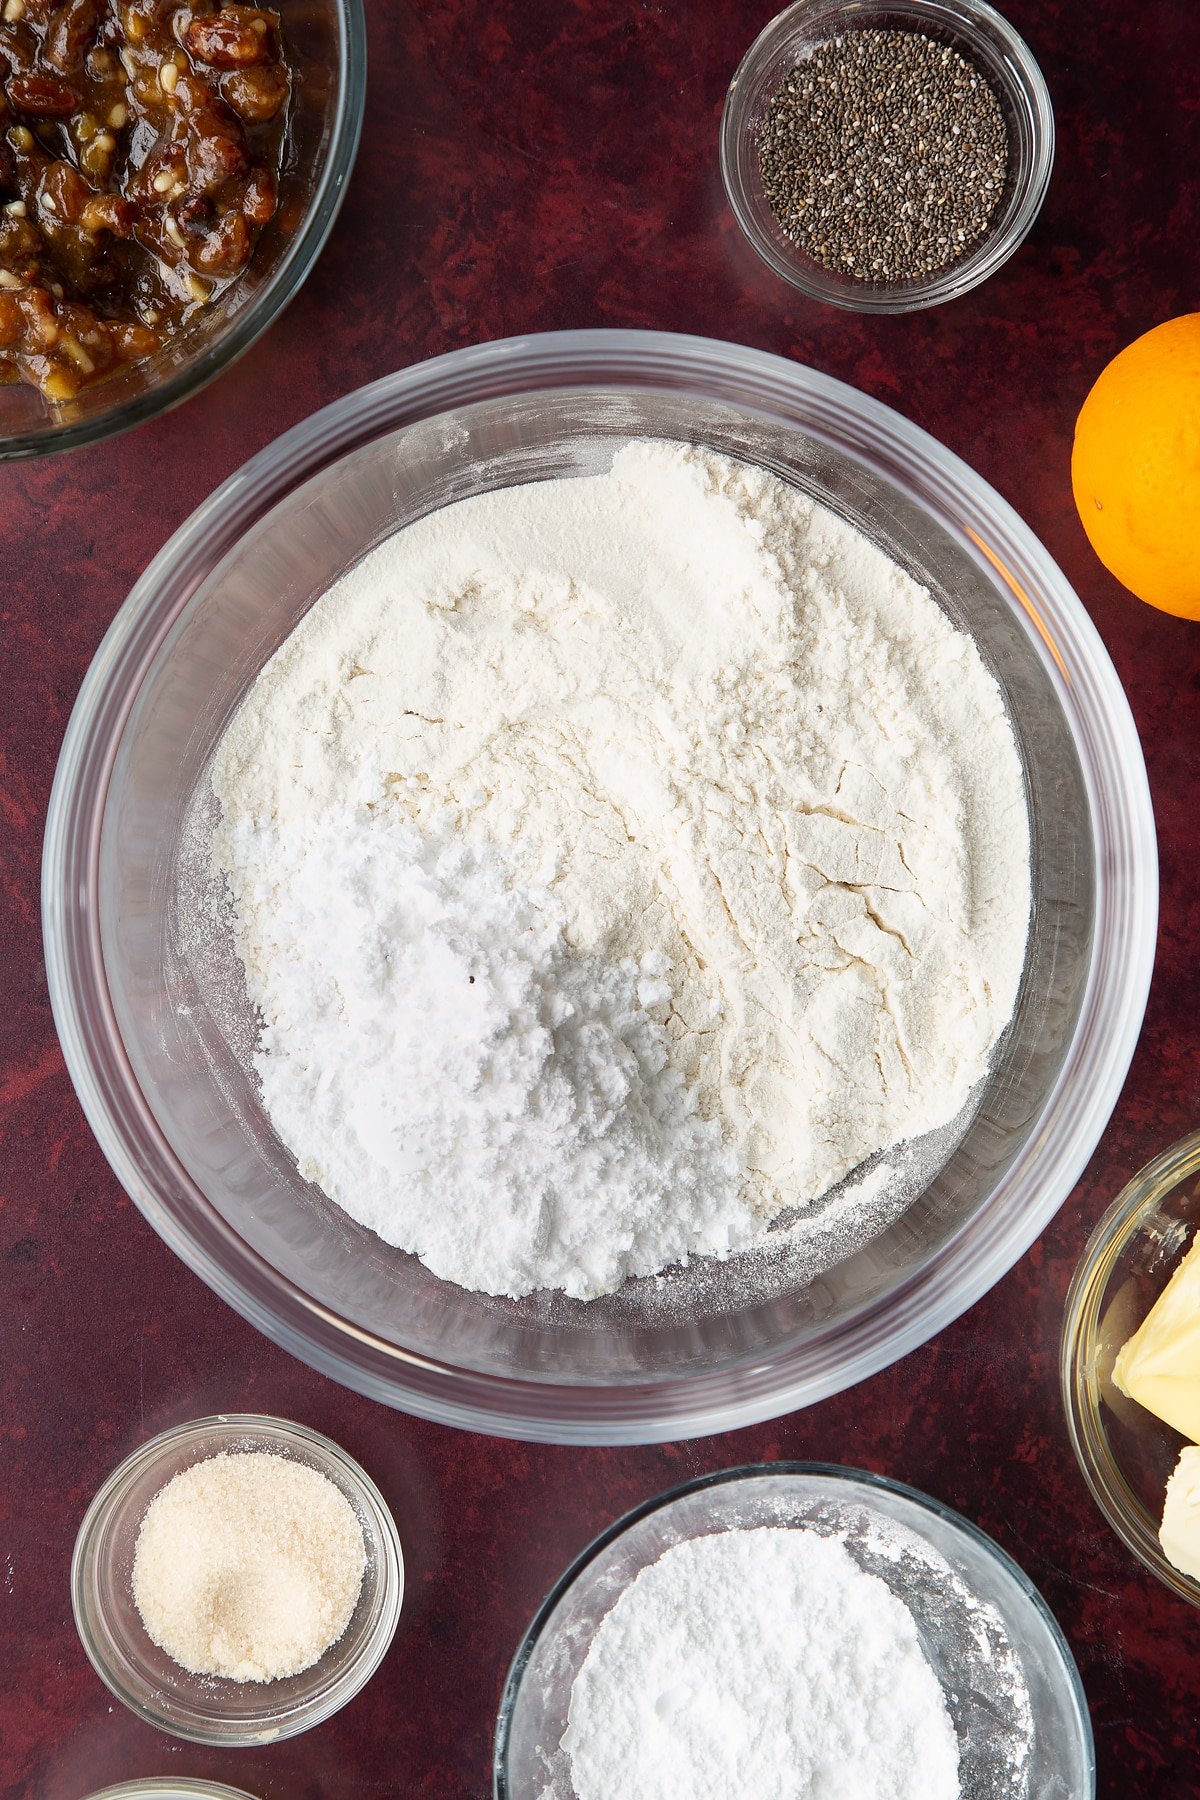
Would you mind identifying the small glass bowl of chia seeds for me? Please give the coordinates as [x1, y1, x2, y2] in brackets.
[720, 0, 1054, 312]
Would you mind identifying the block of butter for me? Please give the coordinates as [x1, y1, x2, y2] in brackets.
[1112, 1229, 1200, 1442]
[1161, 1447, 1200, 1583]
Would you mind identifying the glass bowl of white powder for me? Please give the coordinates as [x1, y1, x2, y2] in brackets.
[43, 329, 1156, 1443]
[71, 1415, 403, 1745]
[494, 1463, 1094, 1799]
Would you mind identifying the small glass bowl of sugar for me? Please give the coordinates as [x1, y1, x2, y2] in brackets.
[71, 1414, 403, 1745]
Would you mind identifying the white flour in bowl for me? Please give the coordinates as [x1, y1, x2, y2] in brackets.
[562, 1527, 961, 1800]
[210, 440, 1030, 1300]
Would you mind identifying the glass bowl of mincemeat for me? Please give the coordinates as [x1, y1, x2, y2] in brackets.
[720, 0, 1054, 311]
[42, 328, 1155, 1445]
[0, 0, 364, 460]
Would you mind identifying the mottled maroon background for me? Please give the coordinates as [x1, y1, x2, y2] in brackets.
[2, 1, 1199, 1795]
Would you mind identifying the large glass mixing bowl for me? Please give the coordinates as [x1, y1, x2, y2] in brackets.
[42, 330, 1156, 1444]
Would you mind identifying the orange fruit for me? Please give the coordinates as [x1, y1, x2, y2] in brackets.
[1070, 313, 1200, 620]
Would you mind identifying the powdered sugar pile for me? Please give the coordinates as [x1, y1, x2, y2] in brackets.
[210, 440, 1030, 1299]
[217, 807, 749, 1298]
[562, 1527, 961, 1800]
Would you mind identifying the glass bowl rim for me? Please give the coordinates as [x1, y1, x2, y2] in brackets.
[0, 0, 367, 464]
[719, 0, 1056, 313]
[41, 326, 1157, 1444]
[1060, 1130, 1200, 1608]
[84, 1786, 261, 1800]
[491, 1459, 1095, 1797]
[70, 1411, 404, 1745]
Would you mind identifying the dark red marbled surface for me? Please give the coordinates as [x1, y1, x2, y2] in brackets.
[2, 2, 1199, 1795]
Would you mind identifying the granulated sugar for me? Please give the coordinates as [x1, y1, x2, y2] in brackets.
[211, 440, 1030, 1299]
[131, 1451, 366, 1682]
[562, 1527, 961, 1800]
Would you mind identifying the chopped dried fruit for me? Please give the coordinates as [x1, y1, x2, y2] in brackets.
[0, 0, 290, 400]
[45, 0, 103, 73]
[185, 7, 274, 70]
[0, 286, 21, 343]
[6, 70, 82, 114]
[222, 59, 287, 123]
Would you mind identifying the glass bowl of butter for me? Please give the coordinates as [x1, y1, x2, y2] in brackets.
[1062, 1131, 1200, 1605]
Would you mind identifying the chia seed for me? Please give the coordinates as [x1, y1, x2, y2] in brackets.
[756, 29, 1010, 282]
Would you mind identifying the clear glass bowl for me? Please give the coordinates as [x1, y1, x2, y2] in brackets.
[720, 0, 1055, 311]
[42, 328, 1156, 1444]
[493, 1464, 1095, 1798]
[1061, 1132, 1200, 1609]
[71, 1414, 403, 1745]
[85, 1786, 259, 1800]
[0, 0, 365, 462]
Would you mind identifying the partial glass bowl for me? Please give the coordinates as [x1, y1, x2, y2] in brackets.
[0, 0, 365, 462]
[494, 1463, 1094, 1798]
[85, 1786, 259, 1800]
[42, 328, 1156, 1444]
[720, 0, 1054, 311]
[71, 1414, 403, 1745]
[1061, 1131, 1200, 1608]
